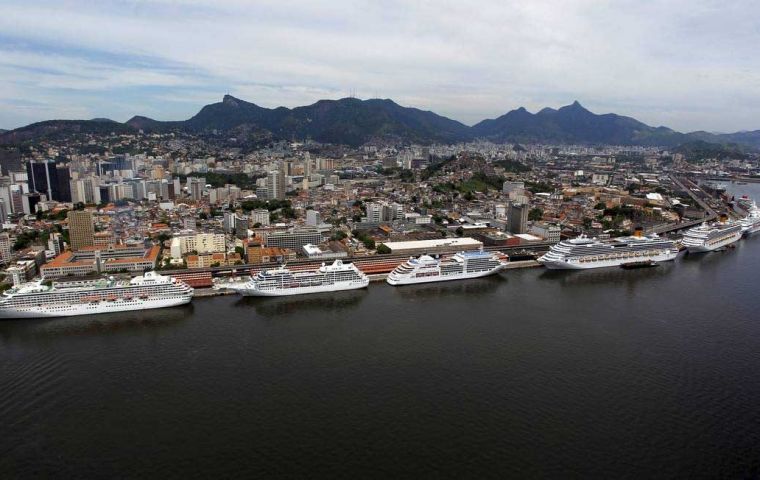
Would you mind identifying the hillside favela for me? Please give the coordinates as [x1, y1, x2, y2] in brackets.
[2, 1, 760, 478]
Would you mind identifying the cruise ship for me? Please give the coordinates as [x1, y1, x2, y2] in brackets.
[682, 218, 743, 253]
[228, 259, 369, 296]
[386, 250, 506, 286]
[740, 202, 760, 236]
[0, 272, 193, 319]
[537, 233, 678, 270]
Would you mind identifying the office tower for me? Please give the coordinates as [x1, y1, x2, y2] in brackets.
[22, 193, 42, 215]
[99, 185, 111, 204]
[0, 233, 11, 264]
[304, 152, 311, 177]
[56, 164, 72, 202]
[9, 184, 23, 214]
[190, 181, 203, 201]
[266, 170, 285, 200]
[223, 212, 236, 233]
[0, 198, 6, 224]
[27, 159, 61, 201]
[68, 210, 95, 251]
[0, 147, 23, 175]
[508, 203, 528, 234]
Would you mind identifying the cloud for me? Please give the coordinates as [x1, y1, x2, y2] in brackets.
[0, 0, 758, 132]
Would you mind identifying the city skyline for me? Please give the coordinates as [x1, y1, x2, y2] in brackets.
[1, 0, 759, 133]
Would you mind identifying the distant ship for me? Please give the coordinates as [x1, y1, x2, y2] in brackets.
[537, 233, 678, 270]
[0, 272, 193, 319]
[228, 260, 369, 296]
[740, 201, 760, 236]
[682, 217, 743, 253]
[386, 250, 506, 286]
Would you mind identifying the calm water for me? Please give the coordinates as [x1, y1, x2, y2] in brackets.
[3, 184, 760, 478]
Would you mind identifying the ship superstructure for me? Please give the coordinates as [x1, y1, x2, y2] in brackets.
[386, 250, 505, 285]
[740, 201, 760, 236]
[0, 272, 193, 319]
[229, 259, 369, 297]
[682, 219, 742, 253]
[538, 234, 678, 270]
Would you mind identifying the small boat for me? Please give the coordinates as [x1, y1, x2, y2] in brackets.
[620, 260, 659, 269]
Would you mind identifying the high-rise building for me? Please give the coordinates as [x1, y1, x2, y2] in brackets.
[0, 233, 11, 264]
[223, 212, 236, 233]
[364, 202, 403, 223]
[22, 193, 42, 215]
[0, 199, 7, 225]
[0, 147, 22, 175]
[508, 203, 528, 234]
[234, 215, 249, 239]
[266, 170, 286, 200]
[70, 177, 101, 205]
[9, 185, 23, 214]
[56, 164, 72, 202]
[48, 232, 65, 256]
[306, 210, 321, 227]
[250, 209, 270, 227]
[68, 210, 95, 251]
[27, 159, 61, 201]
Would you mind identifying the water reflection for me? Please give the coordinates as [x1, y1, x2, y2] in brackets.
[390, 275, 504, 299]
[0, 304, 193, 343]
[232, 289, 368, 317]
[679, 247, 740, 270]
[537, 262, 675, 287]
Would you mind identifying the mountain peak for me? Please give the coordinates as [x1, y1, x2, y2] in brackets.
[222, 94, 242, 106]
[558, 100, 590, 114]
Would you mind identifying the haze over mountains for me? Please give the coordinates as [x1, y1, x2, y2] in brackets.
[2, 95, 759, 150]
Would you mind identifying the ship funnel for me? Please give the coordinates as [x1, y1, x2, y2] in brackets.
[719, 213, 728, 223]
[633, 226, 644, 238]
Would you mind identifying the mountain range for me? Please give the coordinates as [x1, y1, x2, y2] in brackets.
[1, 95, 758, 150]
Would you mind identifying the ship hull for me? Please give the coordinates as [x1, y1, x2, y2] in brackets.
[685, 231, 742, 253]
[742, 222, 760, 236]
[539, 250, 678, 270]
[0, 296, 192, 319]
[386, 266, 502, 286]
[238, 279, 369, 297]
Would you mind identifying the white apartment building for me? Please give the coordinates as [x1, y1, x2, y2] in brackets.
[170, 233, 226, 259]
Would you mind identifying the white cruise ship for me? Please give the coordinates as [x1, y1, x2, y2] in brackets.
[538, 233, 678, 270]
[386, 250, 506, 286]
[682, 218, 743, 253]
[229, 260, 369, 297]
[740, 202, 760, 236]
[0, 272, 193, 319]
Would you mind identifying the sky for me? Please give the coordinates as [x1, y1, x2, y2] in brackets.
[1, 0, 759, 132]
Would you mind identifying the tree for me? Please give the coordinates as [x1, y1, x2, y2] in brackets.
[528, 208, 544, 222]
[331, 231, 347, 241]
[234, 246, 245, 256]
[376, 243, 391, 254]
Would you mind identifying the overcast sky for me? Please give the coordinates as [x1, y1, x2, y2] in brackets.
[1, 0, 758, 132]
